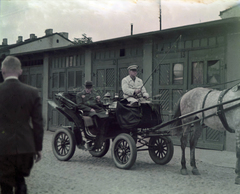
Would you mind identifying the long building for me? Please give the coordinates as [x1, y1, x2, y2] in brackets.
[0, 12, 240, 151]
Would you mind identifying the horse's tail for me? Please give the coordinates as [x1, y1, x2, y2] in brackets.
[171, 98, 183, 136]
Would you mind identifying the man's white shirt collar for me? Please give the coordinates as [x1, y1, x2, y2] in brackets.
[5, 76, 18, 81]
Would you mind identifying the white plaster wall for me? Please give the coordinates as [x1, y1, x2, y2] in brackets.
[10, 35, 73, 54]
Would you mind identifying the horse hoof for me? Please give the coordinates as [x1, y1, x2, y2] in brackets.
[180, 169, 188, 175]
[235, 176, 240, 185]
[192, 168, 200, 175]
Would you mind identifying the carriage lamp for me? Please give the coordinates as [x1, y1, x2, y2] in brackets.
[103, 92, 111, 105]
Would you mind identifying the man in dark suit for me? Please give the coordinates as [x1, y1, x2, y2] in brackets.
[76, 81, 108, 149]
[0, 56, 44, 194]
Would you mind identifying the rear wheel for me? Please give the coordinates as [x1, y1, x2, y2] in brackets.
[52, 127, 76, 161]
[148, 136, 174, 165]
[111, 133, 137, 169]
[89, 139, 110, 157]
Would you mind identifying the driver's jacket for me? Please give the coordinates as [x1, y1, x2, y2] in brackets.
[122, 75, 149, 103]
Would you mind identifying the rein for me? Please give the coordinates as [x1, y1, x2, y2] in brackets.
[150, 94, 240, 132]
[202, 78, 240, 89]
[141, 34, 182, 90]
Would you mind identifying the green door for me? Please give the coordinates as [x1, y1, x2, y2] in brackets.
[188, 48, 225, 150]
[153, 52, 187, 131]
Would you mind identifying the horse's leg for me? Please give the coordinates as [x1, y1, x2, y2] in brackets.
[189, 121, 203, 175]
[235, 129, 240, 184]
[180, 126, 189, 175]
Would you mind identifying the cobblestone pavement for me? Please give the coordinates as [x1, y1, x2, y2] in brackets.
[26, 131, 239, 194]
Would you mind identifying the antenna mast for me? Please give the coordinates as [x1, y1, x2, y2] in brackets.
[159, 0, 162, 30]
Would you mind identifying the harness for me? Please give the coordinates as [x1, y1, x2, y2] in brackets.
[201, 90, 212, 125]
[217, 89, 235, 133]
[201, 89, 235, 133]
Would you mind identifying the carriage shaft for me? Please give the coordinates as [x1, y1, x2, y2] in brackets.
[150, 96, 240, 131]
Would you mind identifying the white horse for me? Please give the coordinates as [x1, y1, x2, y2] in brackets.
[173, 86, 240, 184]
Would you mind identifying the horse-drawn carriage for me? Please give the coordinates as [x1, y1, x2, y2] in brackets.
[48, 92, 174, 169]
[49, 84, 240, 184]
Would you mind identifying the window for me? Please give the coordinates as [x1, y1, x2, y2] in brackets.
[59, 72, 65, 88]
[159, 64, 170, 85]
[36, 74, 42, 88]
[173, 63, 183, 85]
[69, 56, 73, 67]
[30, 74, 36, 87]
[207, 60, 220, 84]
[76, 71, 82, 87]
[68, 71, 74, 88]
[120, 49, 125, 57]
[96, 69, 104, 87]
[192, 61, 204, 84]
[61, 57, 65, 68]
[66, 57, 69, 67]
[52, 73, 58, 88]
[106, 68, 115, 87]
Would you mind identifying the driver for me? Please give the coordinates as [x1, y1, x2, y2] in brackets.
[121, 64, 149, 105]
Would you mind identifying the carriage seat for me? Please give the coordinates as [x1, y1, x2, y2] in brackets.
[82, 116, 94, 127]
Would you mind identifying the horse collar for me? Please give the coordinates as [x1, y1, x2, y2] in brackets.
[217, 89, 235, 133]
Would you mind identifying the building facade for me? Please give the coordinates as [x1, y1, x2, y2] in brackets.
[1, 18, 240, 151]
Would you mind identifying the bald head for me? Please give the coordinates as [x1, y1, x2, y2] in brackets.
[1, 56, 22, 79]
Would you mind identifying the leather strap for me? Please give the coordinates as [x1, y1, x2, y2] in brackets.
[201, 90, 213, 125]
[217, 89, 235, 133]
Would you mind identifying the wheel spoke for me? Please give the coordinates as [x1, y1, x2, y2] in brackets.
[54, 132, 71, 156]
[153, 138, 167, 158]
[59, 147, 64, 155]
[114, 140, 131, 164]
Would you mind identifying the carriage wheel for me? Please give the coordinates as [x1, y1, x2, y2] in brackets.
[52, 127, 76, 161]
[111, 133, 137, 169]
[148, 136, 174, 165]
[89, 139, 110, 157]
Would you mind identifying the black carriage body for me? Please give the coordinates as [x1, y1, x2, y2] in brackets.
[115, 101, 163, 130]
[54, 92, 123, 140]
[50, 92, 174, 169]
[54, 92, 163, 139]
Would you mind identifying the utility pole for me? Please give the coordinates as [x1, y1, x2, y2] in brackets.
[159, 0, 162, 30]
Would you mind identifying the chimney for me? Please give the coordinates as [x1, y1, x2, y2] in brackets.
[59, 32, 69, 39]
[2, 38, 8, 45]
[45, 29, 53, 36]
[131, 23, 133, 35]
[17, 36, 23, 43]
[30, 34, 37, 39]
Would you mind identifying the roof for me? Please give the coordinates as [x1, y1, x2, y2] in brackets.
[219, 3, 240, 16]
[0, 32, 74, 52]
[6, 17, 240, 57]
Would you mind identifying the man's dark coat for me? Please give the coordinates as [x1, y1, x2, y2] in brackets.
[0, 79, 44, 155]
[76, 90, 107, 118]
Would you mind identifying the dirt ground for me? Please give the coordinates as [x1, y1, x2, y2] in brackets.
[26, 131, 239, 194]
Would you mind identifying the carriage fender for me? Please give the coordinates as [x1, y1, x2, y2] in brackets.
[59, 125, 83, 146]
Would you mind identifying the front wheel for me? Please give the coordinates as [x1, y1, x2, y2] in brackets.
[111, 133, 137, 169]
[52, 127, 76, 161]
[89, 139, 110, 157]
[148, 136, 174, 165]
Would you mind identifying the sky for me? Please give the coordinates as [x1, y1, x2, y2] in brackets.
[0, 0, 239, 45]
